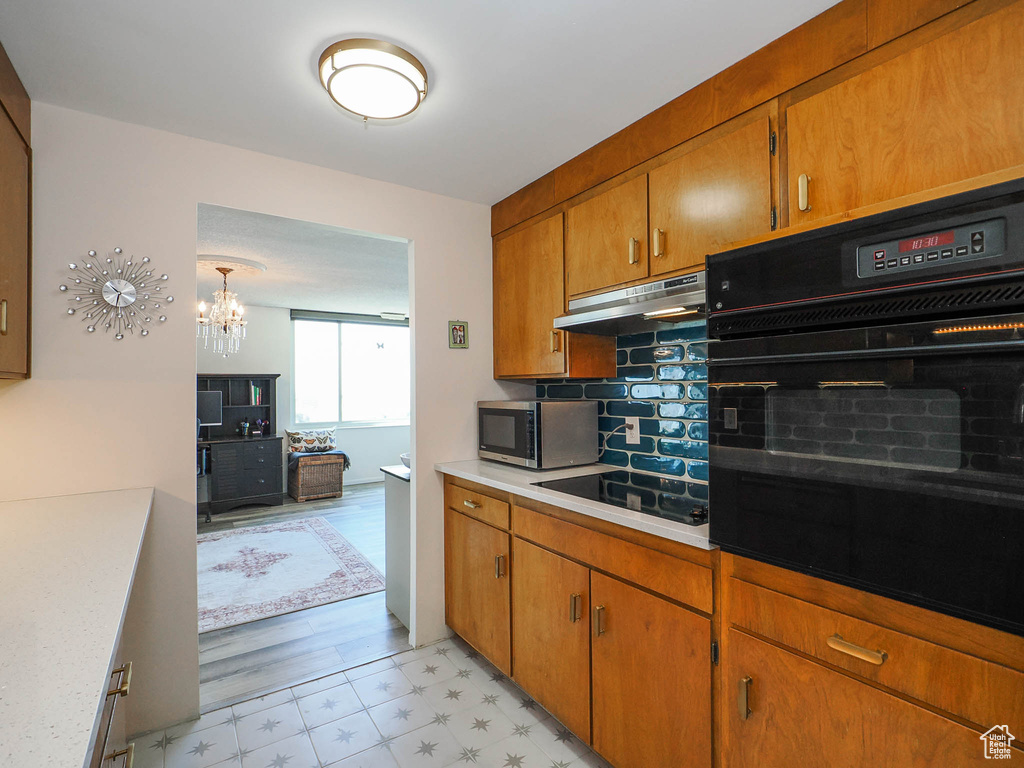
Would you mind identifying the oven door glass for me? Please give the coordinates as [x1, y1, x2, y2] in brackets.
[710, 345, 1024, 636]
[478, 407, 534, 464]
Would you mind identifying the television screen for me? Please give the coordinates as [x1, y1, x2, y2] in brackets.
[197, 390, 223, 426]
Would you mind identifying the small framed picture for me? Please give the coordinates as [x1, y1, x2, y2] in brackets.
[448, 320, 469, 349]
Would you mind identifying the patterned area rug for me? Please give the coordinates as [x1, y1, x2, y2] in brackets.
[197, 517, 384, 633]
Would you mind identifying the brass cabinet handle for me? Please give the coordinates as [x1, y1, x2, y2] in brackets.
[550, 330, 560, 353]
[106, 743, 134, 768]
[592, 605, 606, 636]
[738, 676, 753, 721]
[797, 174, 812, 212]
[107, 661, 133, 698]
[826, 633, 888, 666]
[653, 228, 664, 258]
[463, 500, 482, 509]
[628, 237, 640, 265]
[569, 593, 582, 623]
[0, 298, 7, 336]
[494, 554, 506, 579]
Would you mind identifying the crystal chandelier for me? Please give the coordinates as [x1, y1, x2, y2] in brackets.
[196, 267, 246, 356]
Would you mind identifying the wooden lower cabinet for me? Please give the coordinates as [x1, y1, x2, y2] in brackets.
[445, 477, 1024, 768]
[444, 507, 511, 675]
[590, 571, 712, 768]
[511, 538, 591, 741]
[723, 628, 990, 767]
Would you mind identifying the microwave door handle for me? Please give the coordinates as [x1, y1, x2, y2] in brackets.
[1015, 384, 1024, 425]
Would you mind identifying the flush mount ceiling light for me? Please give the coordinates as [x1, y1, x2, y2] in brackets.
[318, 38, 428, 120]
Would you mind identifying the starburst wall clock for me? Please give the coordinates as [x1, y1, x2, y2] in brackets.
[59, 247, 174, 339]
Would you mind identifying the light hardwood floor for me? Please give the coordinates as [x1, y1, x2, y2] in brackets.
[197, 482, 411, 712]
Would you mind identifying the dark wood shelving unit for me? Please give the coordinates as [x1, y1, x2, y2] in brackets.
[197, 373, 278, 441]
[197, 373, 283, 519]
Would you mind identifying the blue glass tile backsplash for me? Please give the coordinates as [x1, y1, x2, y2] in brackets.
[537, 319, 709, 504]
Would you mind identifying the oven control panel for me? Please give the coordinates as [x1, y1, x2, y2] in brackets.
[856, 218, 1005, 278]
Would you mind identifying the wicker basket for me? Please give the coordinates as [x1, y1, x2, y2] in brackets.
[288, 453, 345, 502]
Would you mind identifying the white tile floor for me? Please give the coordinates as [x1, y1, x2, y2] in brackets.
[138, 637, 613, 768]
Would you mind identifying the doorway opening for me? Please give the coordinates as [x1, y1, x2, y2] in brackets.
[194, 204, 412, 711]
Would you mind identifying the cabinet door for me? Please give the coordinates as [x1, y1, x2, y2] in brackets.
[444, 508, 511, 675]
[493, 214, 568, 378]
[590, 571, 711, 768]
[649, 116, 772, 275]
[723, 628, 991, 767]
[209, 443, 243, 501]
[787, 4, 1024, 223]
[0, 110, 29, 377]
[565, 175, 648, 297]
[511, 538, 591, 741]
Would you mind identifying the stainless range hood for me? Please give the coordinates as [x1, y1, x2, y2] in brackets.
[554, 271, 706, 336]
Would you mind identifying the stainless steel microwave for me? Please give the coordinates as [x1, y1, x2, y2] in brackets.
[478, 400, 598, 469]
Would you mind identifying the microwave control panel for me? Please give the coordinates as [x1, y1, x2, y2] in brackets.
[856, 218, 1005, 279]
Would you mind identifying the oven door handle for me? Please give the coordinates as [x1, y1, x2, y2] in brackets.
[712, 338, 1024, 366]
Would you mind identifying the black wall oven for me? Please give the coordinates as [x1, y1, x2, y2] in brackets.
[707, 179, 1024, 637]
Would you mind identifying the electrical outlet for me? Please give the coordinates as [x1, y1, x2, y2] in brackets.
[624, 416, 641, 445]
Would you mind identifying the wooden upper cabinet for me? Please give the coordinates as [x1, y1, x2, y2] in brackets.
[590, 571, 712, 768]
[649, 115, 773, 275]
[493, 215, 566, 378]
[0, 110, 29, 378]
[723, 628, 992, 767]
[493, 214, 615, 380]
[443, 508, 511, 675]
[565, 174, 648, 297]
[511, 538, 591, 741]
[787, 2, 1024, 224]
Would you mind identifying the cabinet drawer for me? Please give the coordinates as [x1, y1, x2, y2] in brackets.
[241, 466, 281, 497]
[445, 482, 510, 530]
[725, 628, 991, 767]
[513, 505, 712, 614]
[728, 578, 1024, 736]
[244, 441, 281, 469]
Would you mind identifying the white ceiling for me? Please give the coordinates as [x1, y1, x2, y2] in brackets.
[196, 204, 409, 315]
[0, 0, 839, 205]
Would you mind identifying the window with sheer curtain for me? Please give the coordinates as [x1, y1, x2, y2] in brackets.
[293, 318, 410, 426]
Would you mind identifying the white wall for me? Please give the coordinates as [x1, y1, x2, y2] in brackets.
[0, 103, 531, 735]
[198, 304, 411, 484]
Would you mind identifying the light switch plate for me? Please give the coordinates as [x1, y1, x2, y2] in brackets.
[624, 416, 641, 445]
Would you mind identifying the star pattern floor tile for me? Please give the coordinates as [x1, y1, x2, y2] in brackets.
[346, 657, 401, 682]
[241, 730, 321, 767]
[351, 667, 416, 709]
[297, 682, 365, 729]
[231, 689, 296, 719]
[308, 710, 381, 765]
[145, 636, 616, 768]
[235, 700, 307, 753]
[163, 721, 239, 768]
[292, 671, 350, 699]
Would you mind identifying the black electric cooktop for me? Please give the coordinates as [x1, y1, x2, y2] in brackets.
[534, 470, 708, 526]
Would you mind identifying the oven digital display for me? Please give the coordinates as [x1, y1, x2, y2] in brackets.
[898, 230, 955, 252]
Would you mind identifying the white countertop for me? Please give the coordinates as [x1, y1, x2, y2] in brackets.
[0, 488, 153, 768]
[435, 460, 712, 550]
[380, 464, 411, 482]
